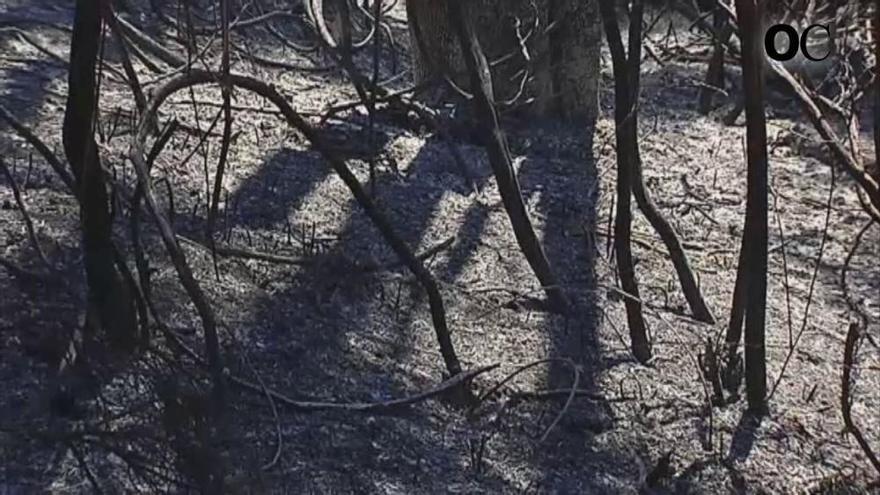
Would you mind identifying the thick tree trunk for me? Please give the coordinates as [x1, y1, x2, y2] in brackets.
[406, 0, 600, 123]
[63, 0, 137, 353]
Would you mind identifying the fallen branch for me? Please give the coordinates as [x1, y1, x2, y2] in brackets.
[0, 157, 54, 270]
[0, 104, 75, 192]
[114, 14, 186, 68]
[165, 326, 496, 414]
[176, 235, 455, 272]
[177, 235, 311, 266]
[472, 358, 581, 442]
[702, 4, 880, 219]
[510, 388, 608, 401]
[768, 61, 880, 218]
[0, 27, 69, 66]
[250, 364, 497, 413]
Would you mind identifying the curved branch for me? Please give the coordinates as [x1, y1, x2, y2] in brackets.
[841, 323, 880, 476]
[130, 69, 465, 379]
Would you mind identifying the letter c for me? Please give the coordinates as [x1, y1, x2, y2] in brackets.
[801, 24, 831, 61]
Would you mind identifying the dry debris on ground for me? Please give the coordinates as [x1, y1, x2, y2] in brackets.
[0, 1, 878, 493]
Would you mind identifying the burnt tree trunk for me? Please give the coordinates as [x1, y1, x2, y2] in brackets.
[699, 5, 733, 114]
[407, 0, 600, 123]
[729, 0, 769, 414]
[599, 0, 651, 363]
[446, 0, 569, 312]
[63, 0, 137, 353]
[626, 3, 716, 324]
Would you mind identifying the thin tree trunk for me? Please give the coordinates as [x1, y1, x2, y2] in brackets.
[446, 0, 570, 312]
[699, 6, 731, 114]
[628, 4, 715, 323]
[723, 237, 748, 372]
[732, 0, 768, 414]
[63, 0, 137, 353]
[599, 0, 651, 363]
[630, 163, 716, 323]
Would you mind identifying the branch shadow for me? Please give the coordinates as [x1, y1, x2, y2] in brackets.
[211, 120, 523, 490]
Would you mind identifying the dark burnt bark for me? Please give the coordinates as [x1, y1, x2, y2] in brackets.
[63, 0, 137, 353]
[626, 1, 715, 325]
[730, 0, 769, 414]
[407, 0, 600, 122]
[599, 0, 651, 363]
[698, 4, 732, 114]
[446, 0, 570, 313]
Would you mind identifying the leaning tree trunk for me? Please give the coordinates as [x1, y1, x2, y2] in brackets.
[63, 0, 138, 354]
[406, 0, 601, 123]
[446, 0, 570, 312]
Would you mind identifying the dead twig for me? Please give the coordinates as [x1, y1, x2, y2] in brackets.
[472, 358, 581, 443]
[839, 219, 877, 349]
[768, 165, 836, 401]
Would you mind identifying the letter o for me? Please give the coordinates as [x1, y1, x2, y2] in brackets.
[801, 24, 831, 61]
[765, 24, 798, 61]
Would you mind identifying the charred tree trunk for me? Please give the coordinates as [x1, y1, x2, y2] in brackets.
[630, 162, 715, 323]
[407, 0, 600, 123]
[599, 0, 651, 363]
[626, 3, 716, 324]
[446, 0, 569, 312]
[63, 0, 137, 353]
[729, 0, 769, 414]
[698, 5, 733, 114]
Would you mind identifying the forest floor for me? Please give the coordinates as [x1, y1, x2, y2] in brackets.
[0, 1, 878, 493]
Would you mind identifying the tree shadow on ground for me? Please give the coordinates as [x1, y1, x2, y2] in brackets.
[511, 119, 642, 491]
[212, 124, 523, 490]
[203, 102, 645, 489]
[0, 228, 84, 492]
[0, 2, 70, 193]
[0, 1, 646, 490]
[727, 411, 764, 462]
